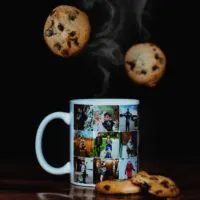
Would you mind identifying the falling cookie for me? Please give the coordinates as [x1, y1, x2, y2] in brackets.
[43, 5, 91, 57]
[124, 43, 166, 87]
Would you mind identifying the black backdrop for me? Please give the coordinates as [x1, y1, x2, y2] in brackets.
[2, 0, 200, 177]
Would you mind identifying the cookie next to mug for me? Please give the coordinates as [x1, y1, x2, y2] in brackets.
[44, 5, 91, 57]
[96, 179, 141, 195]
[124, 43, 166, 87]
[131, 171, 180, 198]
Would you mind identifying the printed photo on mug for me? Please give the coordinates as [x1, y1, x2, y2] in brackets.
[119, 105, 138, 132]
[118, 157, 137, 180]
[74, 157, 94, 184]
[120, 131, 138, 159]
[74, 105, 119, 132]
[74, 131, 94, 157]
[93, 132, 120, 159]
[93, 158, 119, 183]
[74, 105, 92, 131]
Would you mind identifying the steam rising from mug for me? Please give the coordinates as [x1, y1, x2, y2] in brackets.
[81, 0, 150, 97]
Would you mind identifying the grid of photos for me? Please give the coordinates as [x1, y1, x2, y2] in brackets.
[73, 104, 139, 184]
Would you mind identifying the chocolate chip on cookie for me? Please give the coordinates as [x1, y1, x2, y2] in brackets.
[57, 23, 64, 31]
[160, 180, 170, 188]
[155, 53, 165, 64]
[103, 185, 111, 191]
[126, 61, 136, 70]
[152, 65, 159, 71]
[61, 49, 69, 57]
[54, 42, 61, 50]
[69, 31, 76, 37]
[73, 38, 79, 46]
[140, 70, 147, 75]
[68, 11, 77, 21]
[45, 29, 55, 37]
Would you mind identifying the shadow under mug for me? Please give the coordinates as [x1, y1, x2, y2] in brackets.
[35, 99, 140, 187]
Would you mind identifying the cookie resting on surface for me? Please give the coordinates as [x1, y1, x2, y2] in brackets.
[95, 170, 180, 198]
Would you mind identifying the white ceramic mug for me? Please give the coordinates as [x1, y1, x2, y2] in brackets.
[35, 99, 140, 187]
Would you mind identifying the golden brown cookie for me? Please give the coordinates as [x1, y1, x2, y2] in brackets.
[95, 179, 141, 195]
[43, 5, 91, 57]
[131, 171, 180, 198]
[124, 43, 166, 87]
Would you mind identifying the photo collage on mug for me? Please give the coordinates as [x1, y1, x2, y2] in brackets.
[73, 104, 139, 184]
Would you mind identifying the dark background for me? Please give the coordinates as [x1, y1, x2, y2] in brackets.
[2, 0, 199, 179]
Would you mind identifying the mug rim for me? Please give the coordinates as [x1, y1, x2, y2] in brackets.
[70, 98, 139, 105]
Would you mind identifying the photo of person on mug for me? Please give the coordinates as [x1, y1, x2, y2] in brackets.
[119, 105, 138, 132]
[102, 112, 118, 131]
[118, 158, 137, 180]
[74, 105, 89, 130]
[93, 132, 120, 159]
[80, 160, 87, 183]
[98, 161, 107, 182]
[94, 132, 103, 157]
[120, 132, 137, 158]
[125, 160, 135, 179]
[74, 131, 94, 157]
[74, 157, 93, 184]
[92, 106, 119, 132]
[94, 159, 119, 183]
[92, 110, 106, 132]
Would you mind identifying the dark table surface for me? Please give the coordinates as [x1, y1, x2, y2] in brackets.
[0, 156, 199, 200]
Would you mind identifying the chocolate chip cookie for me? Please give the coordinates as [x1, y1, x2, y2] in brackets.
[124, 43, 166, 87]
[131, 171, 180, 198]
[44, 5, 91, 57]
[96, 179, 141, 195]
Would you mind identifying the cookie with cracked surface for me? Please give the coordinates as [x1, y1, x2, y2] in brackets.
[95, 179, 141, 195]
[124, 43, 166, 87]
[44, 5, 91, 57]
[131, 171, 180, 198]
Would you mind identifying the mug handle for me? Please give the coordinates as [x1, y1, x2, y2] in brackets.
[35, 112, 70, 175]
